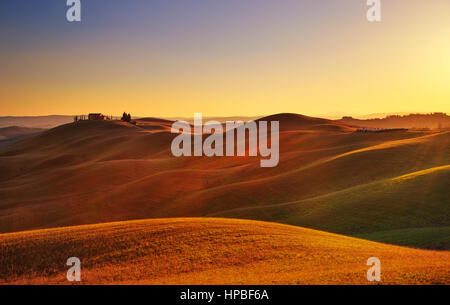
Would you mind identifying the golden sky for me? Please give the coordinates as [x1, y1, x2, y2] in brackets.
[1, 0, 449, 117]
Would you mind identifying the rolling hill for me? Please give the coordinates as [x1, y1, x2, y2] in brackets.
[0, 114, 448, 250]
[337, 113, 450, 130]
[1, 218, 448, 285]
[0, 126, 45, 145]
[0, 115, 73, 129]
[211, 165, 450, 249]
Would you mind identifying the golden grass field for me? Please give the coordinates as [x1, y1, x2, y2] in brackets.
[1, 218, 449, 285]
[0, 113, 448, 284]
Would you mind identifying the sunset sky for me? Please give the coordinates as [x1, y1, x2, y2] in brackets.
[1, 0, 450, 117]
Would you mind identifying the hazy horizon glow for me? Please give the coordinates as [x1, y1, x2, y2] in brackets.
[1, 0, 450, 117]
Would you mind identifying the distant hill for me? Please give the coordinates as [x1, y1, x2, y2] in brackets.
[0, 126, 45, 146]
[4, 113, 448, 130]
[318, 112, 411, 120]
[0, 126, 45, 138]
[0, 115, 262, 129]
[165, 115, 262, 124]
[0, 115, 73, 129]
[256, 113, 354, 132]
[337, 113, 450, 129]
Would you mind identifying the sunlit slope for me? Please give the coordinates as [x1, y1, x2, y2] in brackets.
[212, 166, 450, 249]
[0, 218, 448, 285]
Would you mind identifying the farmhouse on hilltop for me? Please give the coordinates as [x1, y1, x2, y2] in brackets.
[88, 113, 109, 121]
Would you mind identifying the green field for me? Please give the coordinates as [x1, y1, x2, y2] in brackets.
[212, 165, 450, 249]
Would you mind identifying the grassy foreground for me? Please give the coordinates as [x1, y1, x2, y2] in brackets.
[0, 218, 448, 285]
